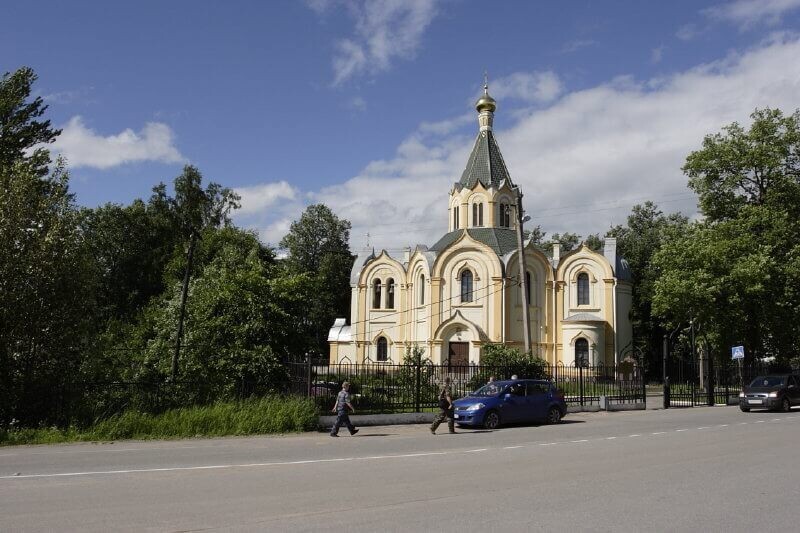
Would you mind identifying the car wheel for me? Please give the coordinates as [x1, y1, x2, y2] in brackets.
[483, 410, 500, 429]
[546, 407, 562, 424]
[739, 406, 750, 412]
[782, 397, 791, 412]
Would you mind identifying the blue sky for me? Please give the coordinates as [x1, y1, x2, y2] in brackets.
[4, 0, 800, 250]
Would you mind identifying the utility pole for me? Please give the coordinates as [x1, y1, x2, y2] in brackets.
[514, 190, 532, 355]
[172, 230, 198, 380]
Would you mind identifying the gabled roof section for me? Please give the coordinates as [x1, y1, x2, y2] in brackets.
[457, 130, 514, 190]
[429, 228, 518, 257]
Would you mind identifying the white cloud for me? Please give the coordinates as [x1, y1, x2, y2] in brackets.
[561, 40, 596, 53]
[651, 45, 665, 64]
[704, 0, 800, 29]
[53, 116, 183, 169]
[235, 181, 299, 215]
[676, 23, 700, 41]
[318, 0, 439, 86]
[489, 71, 563, 104]
[243, 34, 800, 253]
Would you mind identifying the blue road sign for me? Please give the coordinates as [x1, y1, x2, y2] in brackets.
[731, 345, 745, 360]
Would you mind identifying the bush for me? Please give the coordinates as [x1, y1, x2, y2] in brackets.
[471, 344, 549, 389]
[0, 395, 318, 445]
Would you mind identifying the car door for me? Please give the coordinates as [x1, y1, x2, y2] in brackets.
[790, 376, 800, 406]
[501, 383, 526, 422]
[525, 381, 551, 421]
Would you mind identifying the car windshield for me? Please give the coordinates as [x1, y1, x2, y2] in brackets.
[472, 383, 505, 397]
[749, 376, 786, 388]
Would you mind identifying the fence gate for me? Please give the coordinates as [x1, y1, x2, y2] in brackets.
[665, 357, 714, 407]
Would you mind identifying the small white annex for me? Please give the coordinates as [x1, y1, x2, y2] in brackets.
[329, 84, 632, 367]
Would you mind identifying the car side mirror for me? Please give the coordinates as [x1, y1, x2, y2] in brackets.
[504, 393, 512, 401]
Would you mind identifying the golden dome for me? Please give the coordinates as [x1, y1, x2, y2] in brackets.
[475, 84, 496, 113]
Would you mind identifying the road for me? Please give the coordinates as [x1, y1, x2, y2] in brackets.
[1, 406, 797, 532]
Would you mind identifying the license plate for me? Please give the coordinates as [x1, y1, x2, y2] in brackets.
[453, 414, 459, 419]
[748, 399, 763, 405]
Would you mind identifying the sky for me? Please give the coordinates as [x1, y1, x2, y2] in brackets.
[4, 0, 800, 252]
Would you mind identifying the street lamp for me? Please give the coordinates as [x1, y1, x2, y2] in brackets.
[513, 191, 532, 356]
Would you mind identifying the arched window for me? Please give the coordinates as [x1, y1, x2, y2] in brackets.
[499, 202, 512, 227]
[419, 274, 425, 305]
[575, 338, 589, 367]
[377, 337, 388, 362]
[577, 272, 589, 305]
[386, 278, 395, 309]
[472, 202, 484, 227]
[373, 279, 381, 308]
[460, 270, 474, 303]
[453, 206, 459, 229]
[525, 272, 531, 305]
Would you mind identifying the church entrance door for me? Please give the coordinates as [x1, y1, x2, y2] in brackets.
[448, 342, 469, 369]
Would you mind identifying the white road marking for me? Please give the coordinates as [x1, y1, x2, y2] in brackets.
[5, 411, 786, 481]
[0, 451, 450, 480]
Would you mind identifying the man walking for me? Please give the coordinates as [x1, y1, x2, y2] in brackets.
[431, 376, 455, 434]
[330, 381, 359, 437]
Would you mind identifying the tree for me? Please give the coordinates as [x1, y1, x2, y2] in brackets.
[0, 159, 96, 425]
[608, 202, 689, 375]
[166, 165, 240, 378]
[654, 108, 800, 364]
[0, 67, 61, 176]
[108, 228, 299, 398]
[684, 108, 800, 222]
[280, 204, 353, 356]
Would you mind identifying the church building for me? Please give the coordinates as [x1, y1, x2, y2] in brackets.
[329, 84, 632, 367]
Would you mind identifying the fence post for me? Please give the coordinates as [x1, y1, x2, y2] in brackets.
[706, 352, 715, 406]
[414, 360, 421, 412]
[641, 364, 646, 406]
[662, 335, 669, 409]
[306, 356, 312, 397]
[579, 363, 585, 407]
[724, 359, 730, 406]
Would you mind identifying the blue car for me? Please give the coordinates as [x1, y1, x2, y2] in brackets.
[453, 379, 567, 429]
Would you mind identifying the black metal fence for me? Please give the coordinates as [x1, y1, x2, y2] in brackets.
[288, 360, 646, 414]
[664, 356, 793, 408]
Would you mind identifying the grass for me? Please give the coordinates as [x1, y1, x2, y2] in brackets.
[0, 395, 318, 446]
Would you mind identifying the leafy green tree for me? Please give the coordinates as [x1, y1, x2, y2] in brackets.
[684, 108, 800, 222]
[481, 344, 548, 379]
[550, 232, 581, 253]
[0, 159, 95, 425]
[80, 197, 179, 320]
[165, 165, 240, 378]
[654, 108, 800, 364]
[105, 227, 304, 396]
[608, 202, 689, 374]
[279, 204, 353, 356]
[0, 67, 61, 176]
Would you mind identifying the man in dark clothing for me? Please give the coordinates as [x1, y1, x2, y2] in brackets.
[431, 376, 455, 434]
[330, 381, 359, 437]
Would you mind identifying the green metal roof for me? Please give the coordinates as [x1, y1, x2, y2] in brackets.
[457, 130, 514, 190]
[430, 228, 518, 256]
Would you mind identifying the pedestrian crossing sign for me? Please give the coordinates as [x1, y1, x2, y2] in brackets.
[731, 346, 745, 360]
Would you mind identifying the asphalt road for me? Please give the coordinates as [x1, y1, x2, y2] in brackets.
[1, 406, 798, 532]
